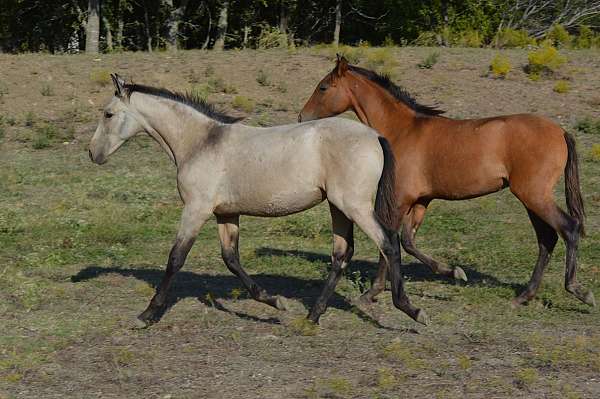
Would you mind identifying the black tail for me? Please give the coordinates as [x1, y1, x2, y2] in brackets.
[564, 132, 585, 237]
[375, 136, 400, 232]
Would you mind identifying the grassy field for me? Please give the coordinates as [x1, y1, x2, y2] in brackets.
[1, 47, 600, 398]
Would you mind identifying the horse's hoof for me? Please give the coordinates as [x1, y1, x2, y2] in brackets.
[132, 317, 150, 330]
[583, 291, 596, 307]
[275, 296, 288, 311]
[415, 309, 429, 326]
[453, 266, 467, 282]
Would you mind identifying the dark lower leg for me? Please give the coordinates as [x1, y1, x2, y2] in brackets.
[138, 239, 194, 324]
[513, 210, 557, 305]
[400, 206, 466, 281]
[308, 253, 346, 323]
[387, 233, 428, 325]
[221, 248, 286, 310]
[359, 254, 387, 303]
[562, 215, 596, 306]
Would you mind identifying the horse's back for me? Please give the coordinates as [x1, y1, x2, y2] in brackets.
[208, 118, 384, 217]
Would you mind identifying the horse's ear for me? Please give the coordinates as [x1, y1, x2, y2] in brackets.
[336, 55, 349, 77]
[111, 73, 126, 97]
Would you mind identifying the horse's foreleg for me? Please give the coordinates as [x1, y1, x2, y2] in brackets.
[400, 204, 467, 281]
[136, 206, 210, 328]
[308, 204, 354, 323]
[217, 215, 287, 311]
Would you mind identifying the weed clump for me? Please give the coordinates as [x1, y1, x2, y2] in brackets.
[365, 47, 397, 75]
[489, 53, 511, 78]
[90, 69, 111, 86]
[527, 43, 567, 79]
[257, 26, 289, 49]
[553, 80, 570, 93]
[513, 367, 538, 389]
[590, 144, 600, 162]
[40, 84, 54, 96]
[546, 24, 571, 48]
[256, 69, 270, 86]
[494, 28, 536, 48]
[232, 96, 255, 113]
[418, 51, 439, 69]
[575, 117, 600, 135]
[288, 317, 318, 336]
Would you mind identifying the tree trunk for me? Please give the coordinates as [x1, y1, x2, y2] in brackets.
[202, 6, 212, 49]
[441, 0, 449, 46]
[103, 16, 113, 52]
[333, 0, 341, 46]
[165, 0, 189, 51]
[144, 4, 152, 52]
[116, 0, 124, 50]
[85, 0, 100, 53]
[243, 25, 250, 48]
[279, 1, 288, 34]
[214, 1, 229, 50]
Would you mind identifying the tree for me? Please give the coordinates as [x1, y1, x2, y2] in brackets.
[214, 0, 229, 50]
[333, 0, 341, 46]
[85, 0, 100, 53]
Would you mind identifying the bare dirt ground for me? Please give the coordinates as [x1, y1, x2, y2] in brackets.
[1, 47, 600, 399]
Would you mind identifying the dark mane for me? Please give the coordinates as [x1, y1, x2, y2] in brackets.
[347, 65, 445, 116]
[124, 83, 243, 124]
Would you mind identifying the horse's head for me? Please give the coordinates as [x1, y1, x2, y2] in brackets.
[298, 55, 354, 122]
[89, 74, 145, 164]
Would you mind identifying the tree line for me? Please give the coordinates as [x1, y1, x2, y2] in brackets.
[0, 1, 599, 53]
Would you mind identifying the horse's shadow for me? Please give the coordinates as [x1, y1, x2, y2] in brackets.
[71, 246, 522, 326]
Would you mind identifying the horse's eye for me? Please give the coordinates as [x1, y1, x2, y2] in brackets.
[104, 111, 113, 119]
[319, 84, 329, 92]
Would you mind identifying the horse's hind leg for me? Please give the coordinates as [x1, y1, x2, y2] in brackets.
[400, 203, 467, 281]
[351, 210, 428, 325]
[514, 195, 595, 307]
[217, 215, 287, 311]
[512, 209, 558, 306]
[137, 206, 211, 327]
[308, 203, 354, 323]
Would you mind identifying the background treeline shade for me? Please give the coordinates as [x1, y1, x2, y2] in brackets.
[1, 1, 599, 53]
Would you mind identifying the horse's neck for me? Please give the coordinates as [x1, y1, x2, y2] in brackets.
[349, 80, 417, 140]
[131, 94, 215, 166]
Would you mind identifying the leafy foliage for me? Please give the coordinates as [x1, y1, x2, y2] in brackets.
[527, 43, 567, 78]
[490, 54, 511, 78]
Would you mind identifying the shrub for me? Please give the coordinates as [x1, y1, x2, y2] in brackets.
[383, 35, 395, 47]
[365, 47, 397, 74]
[514, 367, 538, 388]
[591, 144, 600, 162]
[553, 80, 571, 93]
[32, 123, 59, 149]
[275, 81, 287, 93]
[575, 25, 595, 49]
[490, 53, 511, 78]
[527, 43, 567, 78]
[257, 26, 288, 49]
[414, 31, 439, 46]
[454, 30, 483, 48]
[189, 85, 209, 102]
[24, 111, 36, 127]
[90, 69, 111, 86]
[546, 24, 571, 47]
[207, 77, 237, 94]
[575, 117, 600, 135]
[418, 51, 439, 69]
[494, 28, 536, 48]
[336, 45, 364, 64]
[232, 96, 255, 113]
[256, 69, 270, 86]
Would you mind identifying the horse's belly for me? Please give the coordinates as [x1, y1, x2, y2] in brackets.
[215, 187, 326, 217]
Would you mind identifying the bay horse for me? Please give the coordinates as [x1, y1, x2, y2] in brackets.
[88, 74, 428, 327]
[299, 56, 595, 309]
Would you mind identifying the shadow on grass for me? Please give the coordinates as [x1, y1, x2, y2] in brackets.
[71, 264, 392, 329]
[254, 247, 522, 292]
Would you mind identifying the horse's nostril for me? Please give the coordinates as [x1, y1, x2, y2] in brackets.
[298, 114, 302, 123]
[88, 149, 93, 161]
